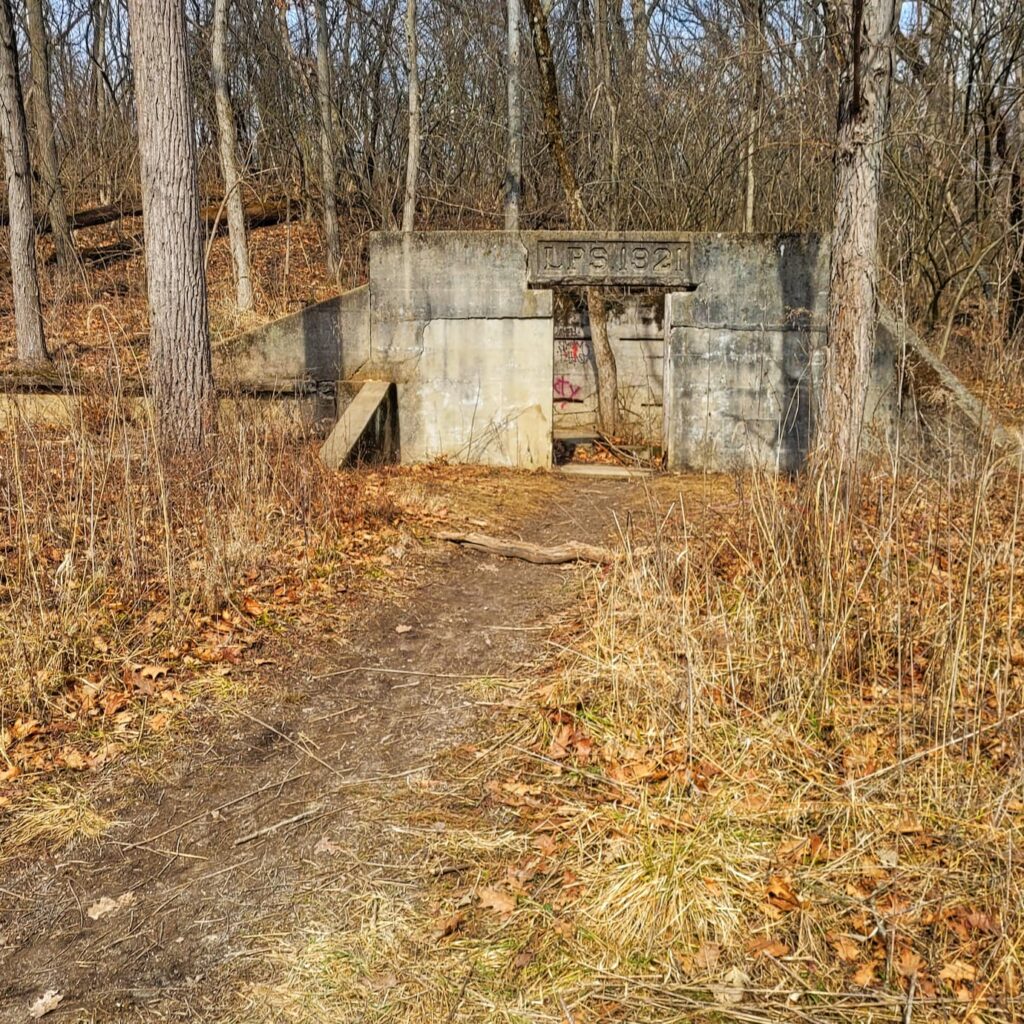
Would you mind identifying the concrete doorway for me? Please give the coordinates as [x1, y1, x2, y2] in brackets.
[552, 288, 667, 464]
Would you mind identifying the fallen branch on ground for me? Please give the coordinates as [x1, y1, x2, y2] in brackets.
[437, 531, 615, 565]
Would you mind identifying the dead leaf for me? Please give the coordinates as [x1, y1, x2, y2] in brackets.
[431, 911, 465, 939]
[478, 886, 516, 918]
[86, 891, 135, 920]
[242, 596, 264, 617]
[710, 966, 749, 1005]
[533, 833, 557, 857]
[896, 947, 925, 978]
[313, 836, 342, 857]
[395, 624, 413, 635]
[767, 875, 802, 912]
[693, 942, 721, 971]
[747, 937, 789, 958]
[852, 962, 878, 987]
[28, 990, 63, 1019]
[830, 934, 861, 963]
[940, 960, 977, 983]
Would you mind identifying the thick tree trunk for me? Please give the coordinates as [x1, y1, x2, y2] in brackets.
[401, 0, 419, 233]
[524, 0, 618, 435]
[504, 0, 522, 230]
[0, 0, 47, 365]
[127, 0, 213, 450]
[815, 0, 898, 497]
[211, 0, 254, 311]
[314, 0, 341, 275]
[26, 0, 78, 274]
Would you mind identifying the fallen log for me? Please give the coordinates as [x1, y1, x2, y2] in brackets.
[438, 531, 615, 565]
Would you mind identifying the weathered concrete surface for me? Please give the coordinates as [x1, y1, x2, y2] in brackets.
[320, 381, 397, 468]
[0, 393, 331, 433]
[411, 318, 551, 467]
[214, 285, 369, 390]
[663, 235, 830, 471]
[368, 232, 554, 467]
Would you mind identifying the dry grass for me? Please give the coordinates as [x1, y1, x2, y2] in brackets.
[2, 784, 108, 850]
[231, 457, 1024, 1024]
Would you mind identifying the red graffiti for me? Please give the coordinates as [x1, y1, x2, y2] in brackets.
[553, 376, 583, 405]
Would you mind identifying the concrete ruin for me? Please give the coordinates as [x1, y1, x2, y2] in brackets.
[213, 230, 1011, 472]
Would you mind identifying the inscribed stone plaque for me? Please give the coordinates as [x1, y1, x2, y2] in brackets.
[529, 237, 696, 287]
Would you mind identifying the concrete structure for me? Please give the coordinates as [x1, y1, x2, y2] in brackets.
[320, 381, 397, 468]
[217, 230, 993, 473]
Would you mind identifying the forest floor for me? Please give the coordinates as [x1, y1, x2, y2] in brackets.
[1, 215, 1023, 1023]
[0, 472, 662, 1021]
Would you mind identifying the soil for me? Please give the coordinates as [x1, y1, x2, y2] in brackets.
[0, 476, 642, 1023]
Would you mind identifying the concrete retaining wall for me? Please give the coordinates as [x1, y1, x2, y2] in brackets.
[663, 235, 896, 472]
[214, 285, 370, 390]
[368, 233, 553, 468]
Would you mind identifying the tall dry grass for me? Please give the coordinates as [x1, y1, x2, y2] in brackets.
[239, 454, 1024, 1023]
[0, 371, 397, 728]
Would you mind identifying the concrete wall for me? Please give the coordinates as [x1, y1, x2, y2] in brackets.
[663, 235, 897, 471]
[214, 285, 370, 390]
[664, 235, 828, 472]
[368, 232, 553, 468]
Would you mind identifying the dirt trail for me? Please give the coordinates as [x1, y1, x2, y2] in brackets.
[0, 477, 639, 1023]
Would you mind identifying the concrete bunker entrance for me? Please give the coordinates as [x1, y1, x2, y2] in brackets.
[551, 288, 669, 461]
[528, 235, 701, 463]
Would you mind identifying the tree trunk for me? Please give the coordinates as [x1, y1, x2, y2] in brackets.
[212, 0, 254, 311]
[1008, 72, 1024, 343]
[524, 0, 618, 435]
[594, 0, 620, 228]
[314, 0, 341, 275]
[0, 0, 47, 365]
[127, 0, 213, 450]
[504, 0, 522, 230]
[629, 0, 649, 72]
[89, 0, 109, 116]
[401, 0, 419, 233]
[26, 0, 78, 274]
[741, 0, 764, 232]
[815, 0, 898, 498]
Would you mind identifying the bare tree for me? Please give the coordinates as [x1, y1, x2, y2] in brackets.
[401, 0, 419, 233]
[815, 0, 899, 496]
[523, 0, 617, 435]
[314, 0, 341, 274]
[0, 0, 47, 365]
[505, 0, 522, 230]
[26, 0, 78, 273]
[127, 0, 213, 449]
[741, 0, 764, 232]
[212, 0, 254, 311]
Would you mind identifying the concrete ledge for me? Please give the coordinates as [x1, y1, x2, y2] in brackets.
[320, 381, 397, 468]
[0, 393, 331, 434]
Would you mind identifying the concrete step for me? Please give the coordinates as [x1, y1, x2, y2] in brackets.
[320, 380, 396, 468]
[555, 463, 654, 479]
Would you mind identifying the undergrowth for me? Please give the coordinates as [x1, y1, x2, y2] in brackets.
[240, 458, 1024, 1023]
[0, 385, 401, 794]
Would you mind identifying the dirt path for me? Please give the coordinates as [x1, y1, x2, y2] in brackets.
[0, 476, 639, 1023]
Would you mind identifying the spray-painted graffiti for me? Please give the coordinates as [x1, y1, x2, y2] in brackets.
[553, 376, 583, 405]
[557, 338, 591, 365]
